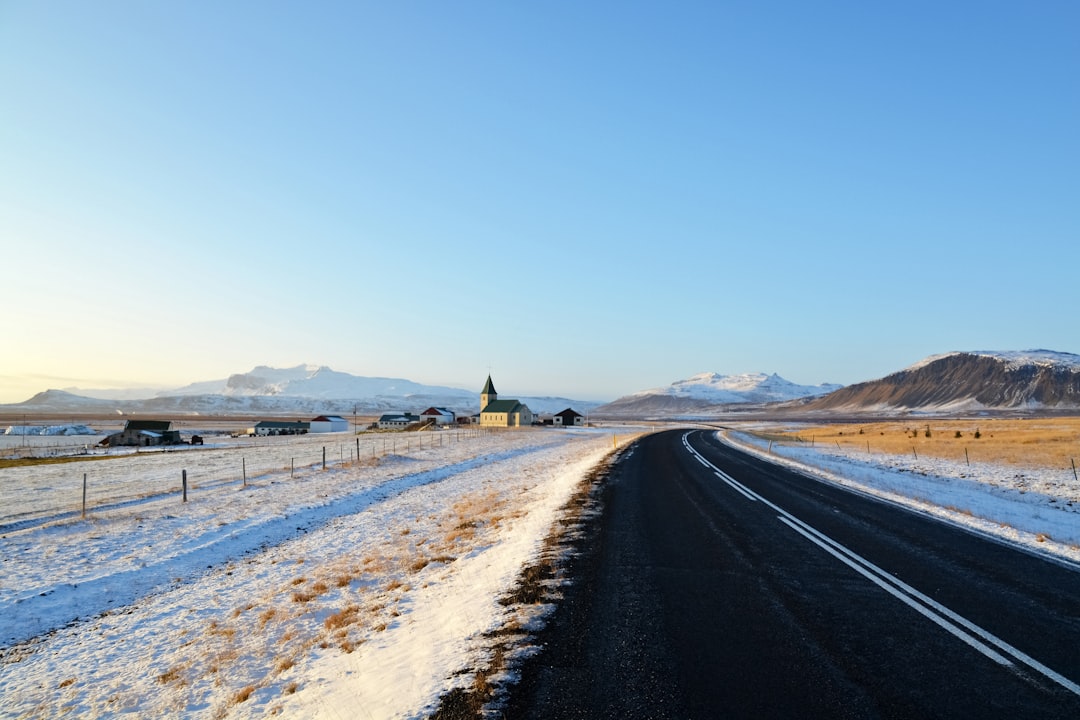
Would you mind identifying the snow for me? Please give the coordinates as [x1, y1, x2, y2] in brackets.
[0, 427, 635, 719]
[634, 371, 841, 403]
[906, 349, 1080, 373]
[4, 423, 1078, 719]
[721, 429, 1080, 564]
[12, 367, 599, 417]
[4, 424, 97, 436]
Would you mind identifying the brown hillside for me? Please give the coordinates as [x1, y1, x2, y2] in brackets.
[806, 352, 1080, 411]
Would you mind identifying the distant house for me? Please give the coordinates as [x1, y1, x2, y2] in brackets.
[309, 415, 349, 433]
[420, 407, 455, 425]
[377, 413, 420, 430]
[104, 420, 183, 447]
[553, 408, 585, 427]
[253, 421, 310, 437]
[478, 375, 534, 428]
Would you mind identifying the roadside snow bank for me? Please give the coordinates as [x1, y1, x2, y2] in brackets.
[0, 427, 634, 719]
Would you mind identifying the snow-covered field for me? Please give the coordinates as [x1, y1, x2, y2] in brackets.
[4, 423, 1078, 720]
[0, 427, 636, 719]
[723, 429, 1080, 565]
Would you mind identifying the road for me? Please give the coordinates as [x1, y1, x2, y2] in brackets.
[503, 429, 1080, 719]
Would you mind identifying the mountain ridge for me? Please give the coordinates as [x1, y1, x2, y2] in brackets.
[1, 366, 596, 417]
[802, 349, 1080, 413]
[596, 371, 841, 417]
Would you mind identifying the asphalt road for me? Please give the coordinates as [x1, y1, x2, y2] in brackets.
[503, 429, 1080, 719]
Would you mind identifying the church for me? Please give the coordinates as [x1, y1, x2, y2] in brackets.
[478, 375, 535, 427]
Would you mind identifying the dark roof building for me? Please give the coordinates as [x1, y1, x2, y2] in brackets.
[553, 408, 585, 427]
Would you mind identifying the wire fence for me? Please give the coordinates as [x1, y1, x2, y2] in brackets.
[0, 427, 497, 532]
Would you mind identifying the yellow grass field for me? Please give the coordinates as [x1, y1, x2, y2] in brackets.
[771, 417, 1080, 472]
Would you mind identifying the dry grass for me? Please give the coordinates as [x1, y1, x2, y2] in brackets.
[771, 417, 1080, 470]
[158, 665, 186, 686]
[232, 685, 255, 705]
[427, 448, 618, 720]
[323, 604, 361, 631]
[113, 453, 591, 718]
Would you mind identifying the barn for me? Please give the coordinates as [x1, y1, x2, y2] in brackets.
[310, 415, 349, 433]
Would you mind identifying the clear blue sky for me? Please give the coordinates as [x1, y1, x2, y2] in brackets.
[2, 1, 1077, 403]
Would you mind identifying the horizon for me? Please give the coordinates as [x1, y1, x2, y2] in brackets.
[0, 360, 843, 405]
[5, 348, 1080, 407]
[3, 3, 1077, 405]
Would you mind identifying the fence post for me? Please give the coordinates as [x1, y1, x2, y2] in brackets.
[182, 469, 188, 503]
[291, 458, 294, 478]
[356, 437, 360, 459]
[82, 473, 87, 518]
[322, 446, 326, 470]
[1072, 458, 1077, 482]
[912, 446, 918, 460]
[965, 448, 970, 467]
[243, 457, 247, 487]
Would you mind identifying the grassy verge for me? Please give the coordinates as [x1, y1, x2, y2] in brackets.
[0, 454, 119, 469]
[764, 417, 1080, 471]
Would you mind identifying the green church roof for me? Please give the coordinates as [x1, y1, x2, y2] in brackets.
[481, 375, 497, 396]
[481, 399, 524, 414]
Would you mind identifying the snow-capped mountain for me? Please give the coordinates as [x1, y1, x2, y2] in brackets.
[595, 372, 842, 417]
[3, 366, 597, 417]
[803, 350, 1080, 413]
[168, 365, 471, 399]
[649, 372, 842, 404]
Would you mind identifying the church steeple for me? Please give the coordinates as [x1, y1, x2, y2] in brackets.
[480, 375, 497, 411]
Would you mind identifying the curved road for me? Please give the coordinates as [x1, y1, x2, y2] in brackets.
[504, 429, 1080, 719]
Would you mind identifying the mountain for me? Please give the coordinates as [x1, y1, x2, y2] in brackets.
[801, 350, 1080, 413]
[2, 366, 598, 417]
[167, 365, 473, 400]
[595, 372, 842, 418]
[13, 389, 123, 413]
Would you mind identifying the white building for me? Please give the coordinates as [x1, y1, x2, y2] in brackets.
[310, 415, 349, 433]
[420, 407, 456, 425]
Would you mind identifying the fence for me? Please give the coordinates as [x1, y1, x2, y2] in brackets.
[0, 427, 496, 532]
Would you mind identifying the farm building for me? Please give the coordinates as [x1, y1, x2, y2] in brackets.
[553, 408, 585, 427]
[377, 413, 420, 430]
[103, 420, 183, 447]
[309, 415, 349, 433]
[253, 421, 310, 436]
[420, 407, 456, 425]
[479, 375, 534, 428]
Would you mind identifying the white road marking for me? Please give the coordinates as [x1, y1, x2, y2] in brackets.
[681, 432, 1080, 697]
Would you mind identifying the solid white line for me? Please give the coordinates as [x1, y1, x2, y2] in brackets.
[781, 513, 1080, 697]
[684, 431, 1080, 697]
[714, 471, 759, 501]
[778, 516, 1013, 666]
